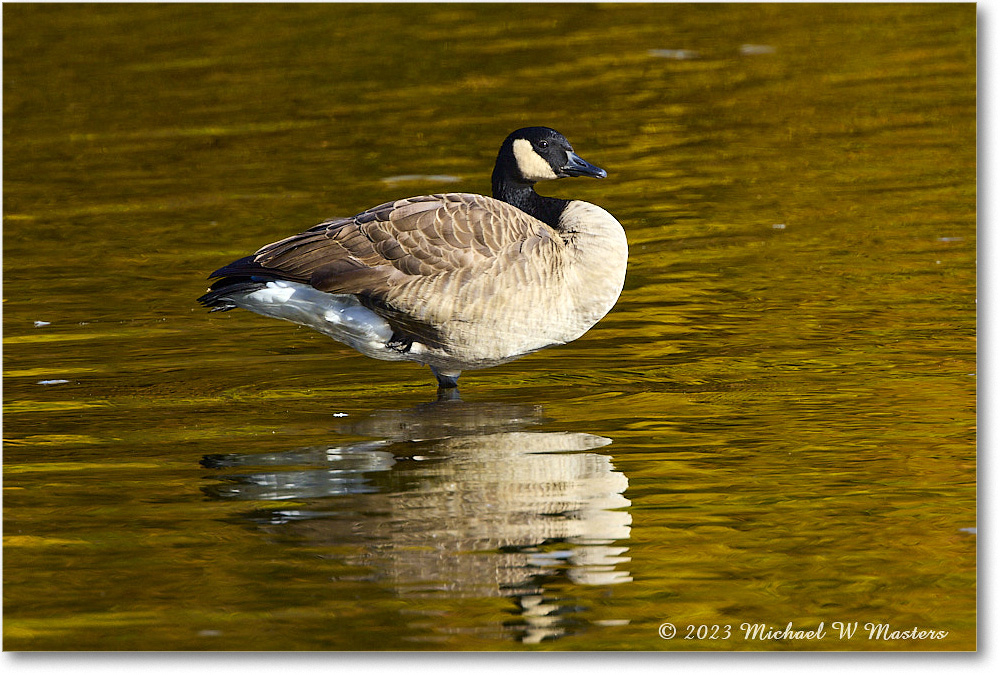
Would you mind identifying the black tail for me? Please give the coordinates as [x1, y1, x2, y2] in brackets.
[199, 254, 304, 311]
[197, 278, 269, 312]
[198, 253, 272, 312]
[206, 254, 266, 280]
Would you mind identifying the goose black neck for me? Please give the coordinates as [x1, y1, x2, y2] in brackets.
[492, 173, 569, 230]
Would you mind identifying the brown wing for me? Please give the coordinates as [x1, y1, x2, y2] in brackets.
[252, 193, 556, 294]
[241, 193, 559, 348]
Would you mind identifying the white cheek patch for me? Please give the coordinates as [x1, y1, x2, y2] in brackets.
[512, 138, 558, 181]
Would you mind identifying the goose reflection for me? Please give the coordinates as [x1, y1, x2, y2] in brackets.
[202, 400, 632, 643]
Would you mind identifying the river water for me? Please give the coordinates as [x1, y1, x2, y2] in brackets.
[3, 3, 975, 650]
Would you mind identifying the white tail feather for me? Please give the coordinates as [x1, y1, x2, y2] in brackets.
[232, 281, 397, 358]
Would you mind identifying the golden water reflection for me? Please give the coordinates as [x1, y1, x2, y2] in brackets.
[203, 400, 632, 644]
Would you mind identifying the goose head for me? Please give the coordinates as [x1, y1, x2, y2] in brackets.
[491, 127, 607, 226]
[494, 127, 607, 188]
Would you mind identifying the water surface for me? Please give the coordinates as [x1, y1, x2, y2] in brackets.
[3, 3, 975, 650]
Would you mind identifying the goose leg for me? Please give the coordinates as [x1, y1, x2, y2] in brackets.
[431, 366, 461, 389]
[435, 386, 461, 402]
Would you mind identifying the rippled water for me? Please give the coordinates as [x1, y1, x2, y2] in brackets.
[3, 3, 975, 651]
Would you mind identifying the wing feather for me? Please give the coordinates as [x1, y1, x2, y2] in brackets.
[220, 193, 559, 346]
[250, 194, 554, 286]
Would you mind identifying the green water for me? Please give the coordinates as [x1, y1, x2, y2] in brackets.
[3, 3, 975, 650]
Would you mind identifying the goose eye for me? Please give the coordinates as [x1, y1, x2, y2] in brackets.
[537, 140, 549, 149]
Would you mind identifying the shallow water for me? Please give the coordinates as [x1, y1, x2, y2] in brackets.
[3, 3, 975, 650]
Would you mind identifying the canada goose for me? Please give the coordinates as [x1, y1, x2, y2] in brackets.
[198, 127, 628, 390]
